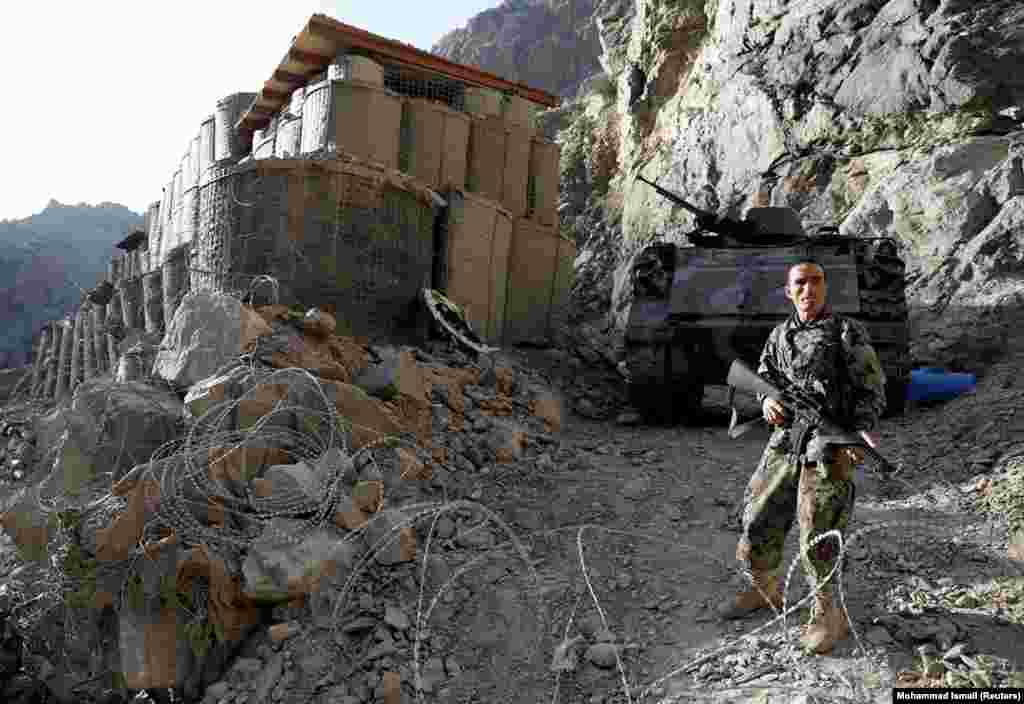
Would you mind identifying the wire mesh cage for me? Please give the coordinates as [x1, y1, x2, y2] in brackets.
[216, 93, 258, 162]
[162, 244, 191, 326]
[199, 115, 216, 175]
[382, 63, 465, 112]
[190, 159, 436, 341]
[142, 269, 165, 334]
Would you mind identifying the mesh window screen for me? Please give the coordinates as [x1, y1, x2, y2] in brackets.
[382, 63, 466, 112]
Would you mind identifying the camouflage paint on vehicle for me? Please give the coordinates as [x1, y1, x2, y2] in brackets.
[622, 206, 909, 423]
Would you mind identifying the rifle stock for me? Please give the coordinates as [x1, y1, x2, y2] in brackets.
[726, 359, 899, 476]
[726, 359, 783, 400]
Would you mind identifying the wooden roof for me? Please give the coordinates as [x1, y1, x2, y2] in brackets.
[236, 13, 561, 134]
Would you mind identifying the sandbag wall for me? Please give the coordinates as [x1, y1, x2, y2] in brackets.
[435, 190, 512, 343]
[27, 64, 568, 400]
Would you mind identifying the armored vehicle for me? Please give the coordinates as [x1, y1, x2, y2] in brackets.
[622, 176, 910, 423]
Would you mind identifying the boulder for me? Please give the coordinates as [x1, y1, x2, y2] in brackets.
[42, 379, 182, 491]
[242, 519, 361, 603]
[153, 290, 272, 389]
[352, 347, 430, 402]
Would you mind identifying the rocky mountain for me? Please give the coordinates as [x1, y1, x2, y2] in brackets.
[431, 0, 633, 99]
[0, 200, 143, 368]
[550, 0, 1024, 374]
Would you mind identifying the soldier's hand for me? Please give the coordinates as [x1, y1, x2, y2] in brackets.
[845, 431, 879, 464]
[762, 398, 786, 426]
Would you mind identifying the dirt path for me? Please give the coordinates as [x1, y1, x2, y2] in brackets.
[439, 349, 1024, 704]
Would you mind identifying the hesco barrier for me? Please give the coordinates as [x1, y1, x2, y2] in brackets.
[146, 200, 162, 270]
[69, 311, 84, 391]
[156, 177, 174, 268]
[437, 189, 512, 344]
[178, 186, 198, 250]
[504, 218, 562, 344]
[275, 116, 302, 158]
[181, 148, 194, 193]
[162, 244, 190, 325]
[331, 55, 384, 86]
[215, 93, 256, 162]
[197, 157, 438, 341]
[55, 317, 71, 397]
[549, 233, 577, 334]
[528, 137, 560, 226]
[30, 325, 50, 396]
[399, 98, 470, 191]
[502, 95, 535, 129]
[81, 304, 96, 380]
[464, 87, 503, 118]
[106, 292, 123, 370]
[194, 162, 236, 291]
[119, 277, 143, 330]
[108, 255, 122, 284]
[289, 86, 305, 116]
[199, 115, 216, 174]
[142, 270, 165, 334]
[56, 318, 73, 399]
[501, 123, 532, 218]
[92, 304, 108, 374]
[301, 79, 402, 169]
[117, 348, 145, 383]
[466, 116, 531, 218]
[190, 134, 201, 185]
[300, 81, 331, 154]
[253, 120, 277, 159]
[47, 323, 63, 397]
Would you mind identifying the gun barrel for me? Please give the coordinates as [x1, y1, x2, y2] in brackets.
[637, 176, 714, 221]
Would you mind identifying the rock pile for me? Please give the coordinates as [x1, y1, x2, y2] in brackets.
[0, 288, 574, 704]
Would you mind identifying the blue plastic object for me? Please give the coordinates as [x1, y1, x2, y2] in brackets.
[907, 367, 976, 402]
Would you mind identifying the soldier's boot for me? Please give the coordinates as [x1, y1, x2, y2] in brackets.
[798, 591, 850, 654]
[716, 571, 783, 620]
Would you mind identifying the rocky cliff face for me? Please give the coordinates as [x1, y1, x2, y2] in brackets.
[431, 0, 634, 99]
[554, 0, 1024, 372]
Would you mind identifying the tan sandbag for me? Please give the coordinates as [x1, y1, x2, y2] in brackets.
[332, 81, 401, 170]
[502, 94, 535, 128]
[528, 137, 561, 226]
[466, 117, 508, 202]
[503, 219, 560, 344]
[441, 190, 513, 343]
[502, 123, 532, 219]
[549, 234, 577, 332]
[464, 87, 502, 117]
[400, 98, 471, 191]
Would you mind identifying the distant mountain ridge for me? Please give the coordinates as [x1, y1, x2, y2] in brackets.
[431, 0, 630, 99]
[0, 200, 143, 368]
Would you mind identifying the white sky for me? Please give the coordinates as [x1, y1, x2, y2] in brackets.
[0, 0, 498, 222]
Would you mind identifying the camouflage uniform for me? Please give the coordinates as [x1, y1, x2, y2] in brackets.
[735, 305, 886, 597]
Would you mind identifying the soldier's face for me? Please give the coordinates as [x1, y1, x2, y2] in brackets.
[786, 263, 827, 320]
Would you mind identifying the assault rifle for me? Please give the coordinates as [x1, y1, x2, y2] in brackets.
[726, 359, 899, 476]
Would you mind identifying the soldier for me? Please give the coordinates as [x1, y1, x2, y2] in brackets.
[717, 258, 886, 654]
